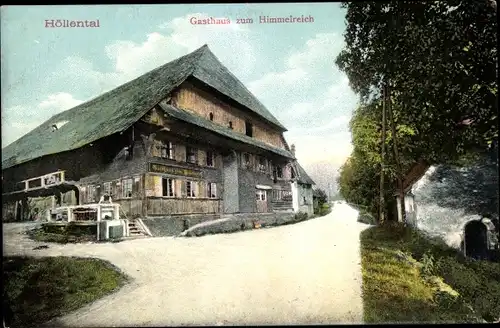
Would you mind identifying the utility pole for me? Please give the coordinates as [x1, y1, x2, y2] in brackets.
[379, 83, 387, 224]
[387, 85, 406, 224]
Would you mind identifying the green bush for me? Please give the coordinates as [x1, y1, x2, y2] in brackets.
[294, 212, 308, 222]
[358, 211, 377, 225]
[314, 203, 331, 217]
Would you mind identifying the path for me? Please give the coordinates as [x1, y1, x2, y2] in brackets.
[3, 203, 370, 326]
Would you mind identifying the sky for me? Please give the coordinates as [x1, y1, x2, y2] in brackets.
[1, 3, 359, 194]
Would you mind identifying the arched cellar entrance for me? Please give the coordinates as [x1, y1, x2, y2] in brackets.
[464, 220, 489, 260]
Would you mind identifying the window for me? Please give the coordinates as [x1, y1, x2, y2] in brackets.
[153, 140, 174, 159]
[242, 153, 251, 169]
[162, 178, 175, 197]
[209, 112, 214, 121]
[258, 157, 267, 172]
[160, 141, 174, 159]
[277, 166, 283, 178]
[228, 121, 233, 129]
[186, 181, 196, 198]
[291, 167, 296, 179]
[121, 178, 133, 198]
[103, 182, 111, 195]
[186, 147, 197, 164]
[87, 185, 96, 203]
[207, 182, 217, 198]
[206, 151, 214, 167]
[256, 190, 266, 201]
[272, 189, 292, 201]
[273, 165, 283, 179]
[245, 121, 253, 137]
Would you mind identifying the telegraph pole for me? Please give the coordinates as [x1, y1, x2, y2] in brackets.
[379, 83, 387, 224]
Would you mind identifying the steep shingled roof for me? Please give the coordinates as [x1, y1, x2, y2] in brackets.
[2, 45, 287, 170]
[296, 162, 315, 185]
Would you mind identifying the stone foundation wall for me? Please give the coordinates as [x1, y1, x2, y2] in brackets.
[179, 212, 301, 237]
[141, 213, 221, 236]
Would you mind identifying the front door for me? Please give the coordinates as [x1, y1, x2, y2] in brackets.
[256, 189, 267, 213]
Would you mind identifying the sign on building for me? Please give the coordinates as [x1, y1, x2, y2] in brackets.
[149, 163, 202, 179]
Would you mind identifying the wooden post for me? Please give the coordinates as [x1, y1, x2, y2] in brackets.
[96, 205, 102, 241]
[379, 83, 387, 224]
[387, 84, 406, 224]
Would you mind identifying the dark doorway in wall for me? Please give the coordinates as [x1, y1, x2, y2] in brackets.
[245, 121, 253, 137]
[16, 202, 22, 221]
[464, 220, 488, 260]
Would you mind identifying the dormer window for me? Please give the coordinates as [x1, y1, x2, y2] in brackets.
[209, 112, 214, 121]
[50, 120, 69, 132]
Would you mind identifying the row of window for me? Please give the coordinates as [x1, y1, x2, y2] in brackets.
[84, 177, 218, 202]
[160, 178, 217, 199]
[152, 140, 215, 167]
[241, 153, 287, 179]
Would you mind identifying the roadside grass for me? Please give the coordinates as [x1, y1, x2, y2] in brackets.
[28, 224, 97, 244]
[3, 256, 128, 328]
[361, 223, 500, 323]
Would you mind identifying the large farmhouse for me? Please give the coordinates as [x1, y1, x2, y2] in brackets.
[2, 45, 305, 232]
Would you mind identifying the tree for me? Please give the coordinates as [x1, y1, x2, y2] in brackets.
[313, 188, 328, 207]
[336, 1, 497, 165]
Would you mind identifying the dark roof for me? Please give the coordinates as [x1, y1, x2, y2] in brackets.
[295, 162, 315, 185]
[158, 101, 294, 159]
[2, 45, 287, 170]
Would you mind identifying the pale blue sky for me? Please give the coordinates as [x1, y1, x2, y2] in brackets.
[1, 4, 358, 191]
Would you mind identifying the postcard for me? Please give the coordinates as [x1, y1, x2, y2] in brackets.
[1, 2, 498, 327]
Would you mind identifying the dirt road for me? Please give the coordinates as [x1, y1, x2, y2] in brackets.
[3, 203, 370, 326]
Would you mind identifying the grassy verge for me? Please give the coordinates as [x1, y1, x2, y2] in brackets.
[28, 224, 97, 244]
[314, 203, 331, 217]
[3, 256, 128, 328]
[361, 223, 500, 323]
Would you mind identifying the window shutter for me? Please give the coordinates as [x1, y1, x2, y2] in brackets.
[175, 179, 181, 197]
[199, 182, 207, 198]
[213, 152, 219, 168]
[175, 144, 185, 162]
[152, 141, 159, 157]
[110, 181, 116, 199]
[181, 180, 187, 198]
[153, 176, 162, 196]
[169, 142, 175, 159]
[198, 149, 206, 166]
[80, 186, 87, 203]
[133, 176, 141, 197]
[95, 185, 101, 202]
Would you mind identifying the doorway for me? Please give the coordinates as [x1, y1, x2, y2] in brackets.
[464, 220, 488, 260]
[256, 189, 267, 213]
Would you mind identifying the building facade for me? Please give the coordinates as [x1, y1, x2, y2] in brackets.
[1, 45, 296, 227]
[289, 146, 315, 216]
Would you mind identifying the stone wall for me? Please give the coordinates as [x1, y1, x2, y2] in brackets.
[141, 213, 221, 236]
[178, 212, 301, 237]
